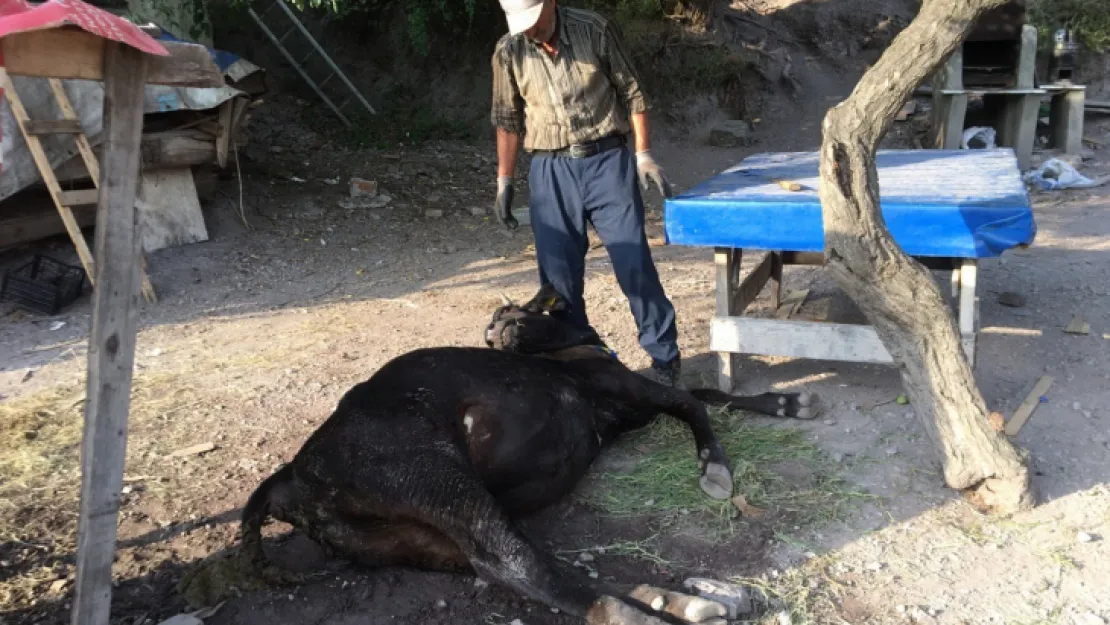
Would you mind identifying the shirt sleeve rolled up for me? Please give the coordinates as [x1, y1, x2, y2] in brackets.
[491, 41, 526, 134]
[600, 20, 648, 115]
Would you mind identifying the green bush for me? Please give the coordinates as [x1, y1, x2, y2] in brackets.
[259, 0, 671, 55]
[232, 0, 492, 55]
[1028, 0, 1110, 53]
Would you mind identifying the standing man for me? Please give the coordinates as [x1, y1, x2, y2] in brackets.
[490, 0, 683, 386]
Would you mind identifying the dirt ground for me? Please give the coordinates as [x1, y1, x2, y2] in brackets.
[4, 1, 1110, 623]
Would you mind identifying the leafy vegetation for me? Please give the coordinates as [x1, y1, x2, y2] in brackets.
[241, 0, 675, 55]
[1028, 0, 1110, 53]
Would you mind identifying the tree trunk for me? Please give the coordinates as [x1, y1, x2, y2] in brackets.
[817, 0, 1035, 513]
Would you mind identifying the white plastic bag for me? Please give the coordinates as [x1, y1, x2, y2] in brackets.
[1023, 158, 1099, 191]
[961, 126, 997, 149]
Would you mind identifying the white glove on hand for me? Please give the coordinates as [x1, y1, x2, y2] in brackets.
[635, 150, 673, 198]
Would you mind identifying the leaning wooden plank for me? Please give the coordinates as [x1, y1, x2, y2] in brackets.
[709, 316, 895, 364]
[735, 252, 776, 312]
[135, 168, 209, 253]
[0, 28, 224, 88]
[1004, 376, 1054, 436]
[71, 43, 148, 625]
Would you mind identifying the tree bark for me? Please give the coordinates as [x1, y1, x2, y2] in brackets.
[817, 0, 1035, 513]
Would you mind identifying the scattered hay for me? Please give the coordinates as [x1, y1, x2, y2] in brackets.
[730, 556, 848, 625]
[557, 537, 675, 568]
[0, 385, 84, 494]
[0, 368, 263, 621]
[580, 408, 875, 536]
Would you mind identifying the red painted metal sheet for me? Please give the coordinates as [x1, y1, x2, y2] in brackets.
[0, 0, 168, 56]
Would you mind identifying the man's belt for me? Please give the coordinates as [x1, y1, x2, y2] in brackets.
[537, 134, 627, 159]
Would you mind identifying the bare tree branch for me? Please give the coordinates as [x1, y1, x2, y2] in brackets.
[817, 0, 1034, 514]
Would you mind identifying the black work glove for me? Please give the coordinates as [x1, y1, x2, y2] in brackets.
[494, 176, 519, 231]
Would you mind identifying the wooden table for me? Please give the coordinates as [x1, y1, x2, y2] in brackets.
[663, 149, 1037, 392]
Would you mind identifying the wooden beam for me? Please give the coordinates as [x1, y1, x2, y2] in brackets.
[769, 251, 783, 309]
[710, 316, 895, 364]
[71, 43, 148, 625]
[0, 202, 97, 250]
[23, 119, 83, 135]
[54, 129, 219, 182]
[59, 189, 100, 207]
[140, 128, 217, 170]
[1, 27, 224, 88]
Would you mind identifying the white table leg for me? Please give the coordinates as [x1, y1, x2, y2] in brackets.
[958, 259, 978, 368]
[714, 247, 741, 392]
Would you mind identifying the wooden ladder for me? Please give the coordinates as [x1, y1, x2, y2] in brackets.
[1, 72, 157, 303]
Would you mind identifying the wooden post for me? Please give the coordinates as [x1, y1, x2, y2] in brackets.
[768, 251, 784, 309]
[71, 42, 148, 625]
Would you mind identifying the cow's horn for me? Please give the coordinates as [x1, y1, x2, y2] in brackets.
[500, 293, 513, 306]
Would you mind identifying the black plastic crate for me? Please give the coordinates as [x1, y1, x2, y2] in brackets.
[1, 254, 86, 315]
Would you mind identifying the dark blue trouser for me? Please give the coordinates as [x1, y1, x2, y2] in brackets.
[528, 143, 679, 365]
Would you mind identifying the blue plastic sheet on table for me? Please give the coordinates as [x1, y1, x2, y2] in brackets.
[663, 149, 1037, 259]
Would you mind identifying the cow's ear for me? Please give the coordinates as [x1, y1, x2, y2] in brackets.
[525, 283, 567, 312]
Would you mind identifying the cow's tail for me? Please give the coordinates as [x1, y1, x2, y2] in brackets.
[239, 463, 293, 571]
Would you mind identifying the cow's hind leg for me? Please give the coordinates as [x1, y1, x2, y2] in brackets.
[688, 388, 818, 419]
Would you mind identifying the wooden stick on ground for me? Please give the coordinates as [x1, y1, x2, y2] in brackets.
[816, 0, 1034, 513]
[1005, 376, 1054, 436]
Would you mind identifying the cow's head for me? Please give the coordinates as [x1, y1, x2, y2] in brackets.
[485, 284, 604, 355]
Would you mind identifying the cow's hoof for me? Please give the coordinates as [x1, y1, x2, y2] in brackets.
[699, 462, 733, 500]
[777, 392, 819, 419]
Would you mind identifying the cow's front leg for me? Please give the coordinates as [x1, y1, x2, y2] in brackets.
[333, 449, 601, 616]
[593, 374, 735, 501]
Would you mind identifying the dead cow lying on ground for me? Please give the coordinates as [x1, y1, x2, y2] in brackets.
[218, 285, 817, 624]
